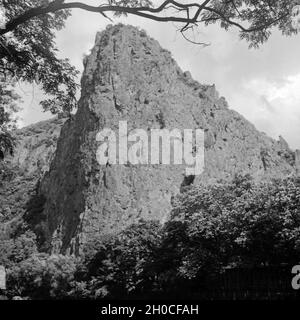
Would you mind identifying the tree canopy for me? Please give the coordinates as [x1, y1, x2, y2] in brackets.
[0, 76, 20, 159]
[0, 1, 78, 115]
[2, 175, 300, 299]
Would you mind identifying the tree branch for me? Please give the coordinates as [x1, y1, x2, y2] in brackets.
[203, 6, 290, 33]
[0, 0, 292, 37]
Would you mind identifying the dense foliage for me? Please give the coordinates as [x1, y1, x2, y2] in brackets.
[7, 253, 78, 299]
[0, 1, 78, 114]
[0, 230, 38, 268]
[169, 175, 300, 275]
[0, 76, 20, 160]
[2, 175, 300, 299]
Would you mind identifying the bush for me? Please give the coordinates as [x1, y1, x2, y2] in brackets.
[80, 220, 162, 298]
[7, 254, 78, 299]
[0, 231, 38, 268]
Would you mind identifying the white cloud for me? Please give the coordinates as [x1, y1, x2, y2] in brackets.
[246, 75, 300, 103]
[228, 75, 300, 149]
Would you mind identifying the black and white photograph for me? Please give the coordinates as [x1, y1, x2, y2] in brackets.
[0, 0, 300, 317]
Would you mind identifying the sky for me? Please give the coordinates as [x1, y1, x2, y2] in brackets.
[17, 1, 300, 150]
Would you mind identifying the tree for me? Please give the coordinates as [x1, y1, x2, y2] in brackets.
[0, 1, 78, 114]
[0, 76, 20, 160]
[0, 230, 38, 268]
[79, 220, 162, 298]
[7, 253, 78, 299]
[169, 174, 300, 274]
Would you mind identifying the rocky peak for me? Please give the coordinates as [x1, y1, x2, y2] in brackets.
[24, 24, 297, 254]
[295, 150, 300, 174]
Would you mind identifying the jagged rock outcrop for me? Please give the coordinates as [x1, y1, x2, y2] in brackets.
[0, 117, 66, 234]
[295, 150, 300, 175]
[35, 24, 298, 254]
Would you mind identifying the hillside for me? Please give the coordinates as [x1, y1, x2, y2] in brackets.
[0, 117, 66, 237]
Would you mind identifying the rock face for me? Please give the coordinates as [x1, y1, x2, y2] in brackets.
[36, 24, 297, 254]
[0, 117, 65, 235]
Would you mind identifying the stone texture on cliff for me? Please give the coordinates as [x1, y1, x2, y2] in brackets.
[38, 24, 297, 254]
[0, 117, 66, 237]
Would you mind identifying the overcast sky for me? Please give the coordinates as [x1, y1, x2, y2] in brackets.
[18, 1, 300, 149]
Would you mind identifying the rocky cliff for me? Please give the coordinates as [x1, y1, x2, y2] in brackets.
[26, 24, 297, 255]
[0, 117, 65, 236]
